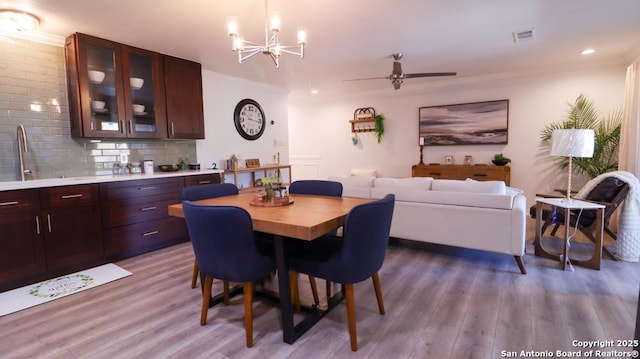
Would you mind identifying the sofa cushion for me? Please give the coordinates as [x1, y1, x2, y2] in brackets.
[370, 187, 515, 209]
[327, 175, 374, 198]
[374, 177, 433, 190]
[350, 168, 378, 177]
[432, 179, 506, 195]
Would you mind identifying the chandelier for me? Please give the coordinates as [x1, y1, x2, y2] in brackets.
[227, 0, 306, 68]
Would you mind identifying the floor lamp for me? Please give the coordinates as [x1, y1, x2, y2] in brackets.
[550, 129, 595, 201]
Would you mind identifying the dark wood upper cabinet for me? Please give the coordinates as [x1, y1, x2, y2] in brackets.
[65, 33, 203, 140]
[164, 55, 205, 139]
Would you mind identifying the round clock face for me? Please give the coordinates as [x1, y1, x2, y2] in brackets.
[234, 99, 265, 140]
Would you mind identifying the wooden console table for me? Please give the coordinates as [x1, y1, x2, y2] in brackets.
[412, 164, 510, 185]
[224, 164, 292, 193]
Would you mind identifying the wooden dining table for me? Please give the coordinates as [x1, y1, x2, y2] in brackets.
[168, 192, 372, 344]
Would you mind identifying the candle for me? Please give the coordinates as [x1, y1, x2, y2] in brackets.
[419, 137, 425, 146]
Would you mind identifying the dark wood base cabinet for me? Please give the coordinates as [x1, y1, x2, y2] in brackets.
[100, 177, 188, 260]
[0, 174, 221, 292]
[0, 190, 46, 291]
[0, 185, 104, 292]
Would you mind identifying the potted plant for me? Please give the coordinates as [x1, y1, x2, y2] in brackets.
[540, 94, 622, 178]
[492, 153, 511, 166]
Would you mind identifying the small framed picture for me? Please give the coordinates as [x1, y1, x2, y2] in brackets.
[444, 155, 454, 165]
[464, 155, 473, 165]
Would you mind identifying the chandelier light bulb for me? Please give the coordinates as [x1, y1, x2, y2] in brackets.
[227, 17, 238, 35]
[297, 28, 307, 44]
[269, 14, 280, 31]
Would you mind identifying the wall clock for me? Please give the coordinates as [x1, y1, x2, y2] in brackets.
[233, 99, 265, 140]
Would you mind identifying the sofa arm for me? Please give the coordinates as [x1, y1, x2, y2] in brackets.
[510, 194, 527, 256]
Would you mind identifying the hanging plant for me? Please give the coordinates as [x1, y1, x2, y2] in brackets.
[375, 114, 385, 143]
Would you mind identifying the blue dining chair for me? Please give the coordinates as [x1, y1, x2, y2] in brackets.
[182, 201, 276, 348]
[181, 183, 238, 294]
[287, 194, 395, 351]
[287, 180, 343, 307]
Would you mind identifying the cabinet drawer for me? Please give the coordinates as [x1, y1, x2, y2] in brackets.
[40, 184, 98, 208]
[101, 195, 178, 227]
[0, 190, 39, 215]
[103, 217, 187, 257]
[184, 173, 221, 187]
[100, 177, 183, 201]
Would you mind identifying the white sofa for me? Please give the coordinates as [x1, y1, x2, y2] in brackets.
[328, 176, 527, 274]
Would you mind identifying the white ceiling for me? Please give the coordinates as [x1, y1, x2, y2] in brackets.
[4, 0, 640, 98]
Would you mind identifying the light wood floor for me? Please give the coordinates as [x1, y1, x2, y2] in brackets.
[1, 218, 638, 359]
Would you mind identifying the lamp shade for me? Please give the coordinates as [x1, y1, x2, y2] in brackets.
[550, 129, 595, 158]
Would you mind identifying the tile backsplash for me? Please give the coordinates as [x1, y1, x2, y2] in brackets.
[0, 36, 196, 182]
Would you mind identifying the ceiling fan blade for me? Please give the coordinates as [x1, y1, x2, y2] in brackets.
[405, 72, 457, 78]
[344, 76, 389, 81]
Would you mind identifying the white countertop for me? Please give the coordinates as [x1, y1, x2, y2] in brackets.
[0, 169, 224, 191]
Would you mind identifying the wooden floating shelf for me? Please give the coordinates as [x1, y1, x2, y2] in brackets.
[349, 118, 376, 133]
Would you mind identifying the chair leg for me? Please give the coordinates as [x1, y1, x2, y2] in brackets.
[371, 272, 385, 315]
[289, 271, 301, 312]
[309, 275, 320, 305]
[223, 281, 230, 305]
[243, 282, 254, 348]
[200, 275, 213, 326]
[191, 259, 199, 289]
[344, 283, 358, 351]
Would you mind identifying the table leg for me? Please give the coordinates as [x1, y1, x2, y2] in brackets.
[562, 207, 573, 271]
[272, 235, 296, 343]
[271, 234, 346, 344]
[571, 207, 604, 270]
[535, 203, 566, 265]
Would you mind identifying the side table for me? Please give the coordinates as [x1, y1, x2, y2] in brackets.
[534, 197, 605, 270]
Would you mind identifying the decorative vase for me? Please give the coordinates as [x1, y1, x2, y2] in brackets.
[265, 183, 274, 202]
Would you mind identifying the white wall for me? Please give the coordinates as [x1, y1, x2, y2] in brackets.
[288, 64, 628, 207]
[197, 71, 290, 188]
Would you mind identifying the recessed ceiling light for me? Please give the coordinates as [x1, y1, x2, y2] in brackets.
[581, 48, 595, 55]
[310, 89, 319, 95]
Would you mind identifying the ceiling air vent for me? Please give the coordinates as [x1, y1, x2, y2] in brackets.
[513, 29, 536, 43]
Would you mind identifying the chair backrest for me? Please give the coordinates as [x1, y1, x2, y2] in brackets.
[339, 194, 395, 283]
[182, 201, 274, 282]
[181, 183, 238, 201]
[288, 180, 343, 197]
[579, 177, 630, 227]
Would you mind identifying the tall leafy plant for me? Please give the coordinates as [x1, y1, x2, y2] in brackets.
[540, 94, 623, 178]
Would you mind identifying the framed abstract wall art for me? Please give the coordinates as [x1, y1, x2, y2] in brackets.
[419, 99, 509, 146]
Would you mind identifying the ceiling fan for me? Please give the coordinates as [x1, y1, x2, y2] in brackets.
[347, 53, 456, 90]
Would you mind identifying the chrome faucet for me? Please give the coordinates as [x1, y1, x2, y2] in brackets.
[17, 124, 32, 181]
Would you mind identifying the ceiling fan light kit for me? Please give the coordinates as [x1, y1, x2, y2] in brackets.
[348, 53, 456, 90]
[227, 0, 306, 68]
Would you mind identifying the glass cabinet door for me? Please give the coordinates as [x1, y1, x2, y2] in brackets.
[123, 48, 166, 139]
[81, 37, 126, 137]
